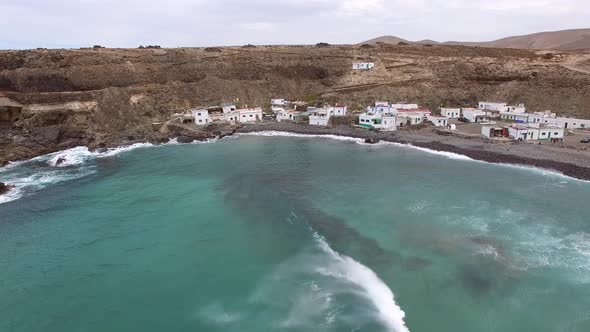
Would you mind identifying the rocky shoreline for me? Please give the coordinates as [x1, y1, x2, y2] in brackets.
[2, 121, 590, 190]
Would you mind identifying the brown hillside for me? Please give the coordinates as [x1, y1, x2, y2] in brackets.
[0, 44, 589, 164]
[481, 29, 590, 50]
[363, 29, 590, 50]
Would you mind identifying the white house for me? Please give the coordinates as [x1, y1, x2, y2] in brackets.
[527, 113, 544, 124]
[237, 108, 263, 123]
[358, 112, 396, 131]
[508, 124, 564, 141]
[461, 108, 487, 123]
[501, 104, 526, 114]
[440, 107, 461, 119]
[271, 106, 285, 114]
[331, 105, 348, 117]
[276, 109, 302, 122]
[391, 103, 419, 110]
[222, 103, 237, 113]
[501, 113, 529, 123]
[553, 117, 590, 129]
[508, 125, 531, 141]
[427, 115, 449, 127]
[224, 111, 239, 124]
[352, 62, 375, 70]
[368, 101, 395, 114]
[479, 102, 507, 111]
[537, 126, 565, 140]
[191, 109, 210, 125]
[397, 109, 431, 126]
[309, 109, 331, 126]
[271, 98, 290, 106]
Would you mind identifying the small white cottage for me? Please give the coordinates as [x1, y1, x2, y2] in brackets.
[352, 62, 375, 70]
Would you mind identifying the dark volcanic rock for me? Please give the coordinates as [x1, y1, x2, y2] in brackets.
[365, 137, 379, 144]
[0, 182, 15, 195]
[176, 136, 194, 144]
[55, 157, 66, 166]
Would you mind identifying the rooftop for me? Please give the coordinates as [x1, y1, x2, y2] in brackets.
[397, 108, 431, 113]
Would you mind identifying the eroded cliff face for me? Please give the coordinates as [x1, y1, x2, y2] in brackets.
[0, 44, 589, 164]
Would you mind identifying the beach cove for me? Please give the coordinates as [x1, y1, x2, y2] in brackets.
[1, 134, 590, 331]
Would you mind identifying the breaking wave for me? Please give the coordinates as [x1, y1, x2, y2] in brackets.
[0, 142, 164, 205]
[0, 137, 230, 205]
[246, 233, 410, 331]
[238, 130, 366, 144]
[314, 235, 410, 332]
[239, 131, 471, 161]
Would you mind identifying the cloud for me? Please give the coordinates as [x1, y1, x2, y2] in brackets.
[0, 0, 588, 49]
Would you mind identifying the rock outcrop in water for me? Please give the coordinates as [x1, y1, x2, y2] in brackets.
[0, 182, 14, 195]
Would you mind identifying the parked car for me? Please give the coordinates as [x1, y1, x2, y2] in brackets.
[581, 138, 590, 143]
[458, 117, 469, 123]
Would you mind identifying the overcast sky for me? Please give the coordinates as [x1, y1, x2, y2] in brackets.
[1, 0, 588, 49]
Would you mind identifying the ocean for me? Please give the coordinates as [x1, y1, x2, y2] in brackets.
[1, 132, 590, 332]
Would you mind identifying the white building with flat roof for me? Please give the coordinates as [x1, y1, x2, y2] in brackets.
[237, 108, 263, 123]
[352, 62, 375, 70]
[479, 102, 507, 111]
[508, 124, 564, 141]
[309, 109, 331, 126]
[331, 105, 348, 117]
[427, 115, 449, 127]
[440, 108, 460, 119]
[392, 103, 419, 110]
[397, 109, 431, 126]
[502, 104, 526, 113]
[461, 108, 487, 123]
[553, 117, 590, 129]
[359, 112, 396, 131]
[276, 109, 301, 122]
[271, 98, 290, 106]
[222, 103, 237, 114]
[191, 109, 210, 125]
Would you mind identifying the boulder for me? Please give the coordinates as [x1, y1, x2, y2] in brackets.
[365, 137, 379, 144]
[176, 136, 194, 144]
[0, 182, 15, 195]
[55, 157, 67, 166]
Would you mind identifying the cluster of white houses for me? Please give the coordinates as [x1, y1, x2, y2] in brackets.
[179, 98, 587, 143]
[439, 101, 590, 141]
[358, 102, 449, 131]
[182, 103, 264, 125]
[270, 98, 350, 126]
[442, 102, 590, 129]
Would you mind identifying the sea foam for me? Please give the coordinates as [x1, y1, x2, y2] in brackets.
[0, 143, 156, 205]
[314, 234, 410, 332]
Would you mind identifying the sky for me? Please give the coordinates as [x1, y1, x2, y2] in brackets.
[0, 0, 588, 49]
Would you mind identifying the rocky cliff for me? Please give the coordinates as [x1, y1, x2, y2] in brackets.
[1, 44, 589, 165]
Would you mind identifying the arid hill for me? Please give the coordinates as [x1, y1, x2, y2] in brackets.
[0, 44, 589, 164]
[363, 28, 590, 50]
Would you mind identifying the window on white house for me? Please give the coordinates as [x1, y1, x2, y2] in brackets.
[199, 120, 202, 122]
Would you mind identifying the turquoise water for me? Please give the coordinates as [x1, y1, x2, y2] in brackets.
[1, 133, 590, 332]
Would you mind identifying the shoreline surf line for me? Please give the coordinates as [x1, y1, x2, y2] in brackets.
[238, 131, 590, 184]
